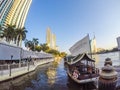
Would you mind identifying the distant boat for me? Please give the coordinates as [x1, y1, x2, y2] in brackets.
[66, 53, 99, 84]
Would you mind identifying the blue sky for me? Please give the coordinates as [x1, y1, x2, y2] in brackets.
[25, 0, 120, 52]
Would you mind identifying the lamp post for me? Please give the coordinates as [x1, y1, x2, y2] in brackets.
[9, 55, 13, 76]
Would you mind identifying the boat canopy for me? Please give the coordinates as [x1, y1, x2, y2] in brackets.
[67, 53, 95, 65]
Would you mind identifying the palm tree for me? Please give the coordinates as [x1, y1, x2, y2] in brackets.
[32, 38, 39, 45]
[40, 43, 50, 52]
[3, 24, 16, 43]
[24, 39, 33, 50]
[24, 38, 39, 51]
[32, 38, 39, 51]
[16, 27, 28, 46]
[0, 25, 3, 38]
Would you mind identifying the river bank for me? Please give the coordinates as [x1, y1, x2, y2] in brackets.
[0, 59, 54, 83]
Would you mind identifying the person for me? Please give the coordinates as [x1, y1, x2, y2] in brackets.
[73, 67, 80, 79]
[88, 66, 92, 73]
[73, 70, 79, 79]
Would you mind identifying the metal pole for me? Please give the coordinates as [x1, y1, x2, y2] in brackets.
[118, 50, 120, 66]
[9, 64, 11, 76]
[9, 55, 13, 76]
[27, 57, 29, 71]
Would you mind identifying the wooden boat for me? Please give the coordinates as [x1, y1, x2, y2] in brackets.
[64, 55, 75, 64]
[66, 53, 99, 84]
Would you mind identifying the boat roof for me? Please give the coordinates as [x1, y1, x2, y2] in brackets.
[67, 53, 95, 65]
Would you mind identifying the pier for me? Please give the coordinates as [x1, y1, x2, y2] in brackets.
[0, 42, 54, 82]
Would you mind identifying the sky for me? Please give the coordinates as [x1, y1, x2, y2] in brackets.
[25, 0, 120, 52]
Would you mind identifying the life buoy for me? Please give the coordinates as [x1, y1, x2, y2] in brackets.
[73, 72, 78, 79]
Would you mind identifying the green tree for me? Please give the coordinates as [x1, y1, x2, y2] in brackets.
[35, 45, 41, 52]
[24, 39, 33, 50]
[3, 24, 16, 43]
[48, 49, 60, 56]
[40, 43, 50, 52]
[16, 27, 28, 46]
[60, 52, 67, 57]
[24, 38, 39, 51]
[0, 25, 4, 38]
[32, 38, 39, 51]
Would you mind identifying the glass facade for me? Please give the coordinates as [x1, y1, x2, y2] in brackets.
[0, 0, 32, 28]
[0, 0, 14, 26]
[5, 0, 32, 28]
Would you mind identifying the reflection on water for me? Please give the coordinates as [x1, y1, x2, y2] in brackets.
[25, 59, 97, 90]
[47, 67, 56, 85]
[1, 52, 120, 90]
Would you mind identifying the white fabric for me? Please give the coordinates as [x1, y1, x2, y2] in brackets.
[0, 42, 21, 60]
[69, 34, 91, 56]
[0, 42, 53, 60]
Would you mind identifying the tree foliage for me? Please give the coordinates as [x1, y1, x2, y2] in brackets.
[24, 38, 67, 57]
[0, 24, 27, 46]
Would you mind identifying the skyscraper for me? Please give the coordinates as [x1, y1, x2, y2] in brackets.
[46, 27, 51, 47]
[0, 0, 32, 47]
[90, 36, 97, 53]
[5, 0, 32, 28]
[46, 27, 57, 50]
[51, 33, 56, 49]
[0, 0, 14, 26]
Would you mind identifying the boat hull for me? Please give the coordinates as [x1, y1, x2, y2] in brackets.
[67, 71, 98, 84]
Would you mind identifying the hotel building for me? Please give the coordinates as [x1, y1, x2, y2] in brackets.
[0, 0, 32, 46]
[90, 36, 97, 53]
[46, 27, 57, 50]
[5, 0, 32, 28]
[0, 0, 14, 26]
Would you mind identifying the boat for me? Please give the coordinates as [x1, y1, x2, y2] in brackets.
[64, 55, 75, 64]
[66, 53, 99, 84]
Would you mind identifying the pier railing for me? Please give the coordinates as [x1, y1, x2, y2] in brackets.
[0, 62, 34, 70]
[0, 58, 54, 82]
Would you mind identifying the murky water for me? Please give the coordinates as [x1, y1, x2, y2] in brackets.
[1, 51, 120, 90]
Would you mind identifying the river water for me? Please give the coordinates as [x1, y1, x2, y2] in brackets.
[1, 52, 120, 90]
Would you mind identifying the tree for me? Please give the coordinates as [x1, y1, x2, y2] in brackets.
[3, 24, 16, 43]
[40, 43, 50, 52]
[16, 27, 28, 46]
[24, 39, 33, 50]
[32, 38, 39, 51]
[32, 38, 39, 46]
[35, 45, 41, 52]
[47, 49, 60, 56]
[0, 25, 3, 38]
[24, 38, 39, 51]
[60, 52, 67, 57]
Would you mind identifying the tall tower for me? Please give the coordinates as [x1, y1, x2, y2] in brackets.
[46, 27, 57, 50]
[91, 35, 97, 53]
[51, 33, 56, 49]
[5, 0, 32, 28]
[0, 0, 14, 26]
[0, 0, 32, 47]
[46, 27, 51, 47]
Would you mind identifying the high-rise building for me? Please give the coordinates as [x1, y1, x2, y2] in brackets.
[90, 36, 97, 53]
[51, 33, 56, 49]
[0, 0, 14, 26]
[46, 27, 57, 50]
[0, 0, 32, 47]
[46, 27, 51, 47]
[5, 0, 32, 28]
